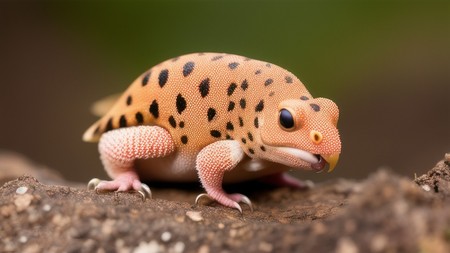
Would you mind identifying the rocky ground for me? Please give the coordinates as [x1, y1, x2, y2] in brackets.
[0, 152, 449, 253]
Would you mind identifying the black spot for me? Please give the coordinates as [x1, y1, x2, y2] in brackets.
[239, 99, 246, 109]
[183, 61, 195, 77]
[179, 121, 185, 128]
[254, 117, 259, 128]
[255, 100, 264, 112]
[176, 94, 187, 114]
[260, 146, 266, 152]
[168, 116, 177, 128]
[119, 115, 127, 128]
[226, 122, 234, 131]
[228, 101, 235, 111]
[241, 138, 246, 144]
[105, 118, 113, 132]
[199, 78, 210, 98]
[181, 135, 188, 144]
[255, 70, 262, 75]
[264, 79, 273, 86]
[300, 96, 309, 101]
[269, 91, 275, 97]
[149, 100, 159, 118]
[241, 79, 248, 91]
[126, 95, 132, 106]
[207, 108, 216, 122]
[94, 125, 101, 134]
[310, 103, 321, 112]
[247, 132, 253, 142]
[142, 72, 150, 86]
[248, 148, 255, 154]
[226, 134, 232, 140]
[158, 69, 169, 87]
[239, 117, 244, 127]
[266, 63, 271, 68]
[285, 76, 293, 83]
[210, 130, 221, 138]
[135, 112, 144, 124]
[211, 55, 223, 61]
[227, 83, 237, 96]
[228, 62, 239, 69]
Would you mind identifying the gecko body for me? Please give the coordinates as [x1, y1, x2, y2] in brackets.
[83, 53, 341, 211]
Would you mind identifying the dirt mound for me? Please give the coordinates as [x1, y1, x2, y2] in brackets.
[1, 153, 449, 253]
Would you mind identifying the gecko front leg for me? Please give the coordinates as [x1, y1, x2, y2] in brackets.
[195, 140, 252, 213]
[88, 125, 175, 199]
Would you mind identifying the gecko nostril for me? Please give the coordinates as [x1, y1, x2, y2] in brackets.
[310, 130, 323, 144]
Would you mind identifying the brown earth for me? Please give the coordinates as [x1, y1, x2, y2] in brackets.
[1, 152, 450, 253]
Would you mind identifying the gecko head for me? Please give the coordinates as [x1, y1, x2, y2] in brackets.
[259, 97, 341, 172]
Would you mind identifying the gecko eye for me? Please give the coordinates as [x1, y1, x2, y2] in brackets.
[279, 109, 295, 130]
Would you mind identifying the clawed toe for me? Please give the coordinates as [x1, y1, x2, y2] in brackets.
[238, 195, 253, 212]
[137, 183, 152, 200]
[195, 193, 212, 205]
[87, 178, 101, 190]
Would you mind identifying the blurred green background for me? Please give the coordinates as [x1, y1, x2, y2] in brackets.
[1, 0, 449, 183]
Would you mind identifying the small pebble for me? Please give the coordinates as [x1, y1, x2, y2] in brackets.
[336, 237, 359, 253]
[186, 211, 203, 222]
[198, 245, 210, 253]
[370, 234, 388, 252]
[133, 240, 164, 253]
[258, 241, 273, 252]
[173, 242, 185, 253]
[445, 153, 450, 162]
[229, 229, 237, 238]
[19, 235, 28, 243]
[42, 204, 52, 212]
[14, 194, 33, 211]
[16, 186, 28, 195]
[161, 231, 172, 242]
[421, 184, 431, 192]
[218, 223, 225, 229]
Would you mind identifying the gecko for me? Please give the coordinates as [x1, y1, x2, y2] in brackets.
[83, 52, 341, 212]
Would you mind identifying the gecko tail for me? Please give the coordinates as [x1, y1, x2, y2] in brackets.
[90, 93, 121, 117]
[82, 120, 102, 143]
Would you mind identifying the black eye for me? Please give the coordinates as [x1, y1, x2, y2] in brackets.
[279, 109, 295, 130]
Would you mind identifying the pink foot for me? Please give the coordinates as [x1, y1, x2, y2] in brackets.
[96, 171, 141, 191]
[260, 173, 314, 189]
[87, 171, 151, 199]
[195, 191, 253, 213]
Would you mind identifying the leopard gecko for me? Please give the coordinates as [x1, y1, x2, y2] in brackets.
[83, 52, 341, 212]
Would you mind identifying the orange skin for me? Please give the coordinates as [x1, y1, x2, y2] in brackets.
[83, 53, 341, 212]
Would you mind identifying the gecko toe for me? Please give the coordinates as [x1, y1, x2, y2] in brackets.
[195, 193, 212, 205]
[233, 202, 243, 214]
[239, 195, 253, 212]
[87, 178, 102, 190]
[137, 183, 152, 201]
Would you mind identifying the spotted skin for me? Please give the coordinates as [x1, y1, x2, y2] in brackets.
[83, 52, 341, 211]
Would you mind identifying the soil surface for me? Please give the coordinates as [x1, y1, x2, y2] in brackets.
[1, 152, 450, 253]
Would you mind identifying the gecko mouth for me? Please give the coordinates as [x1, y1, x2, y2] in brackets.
[311, 155, 327, 172]
[274, 147, 326, 172]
